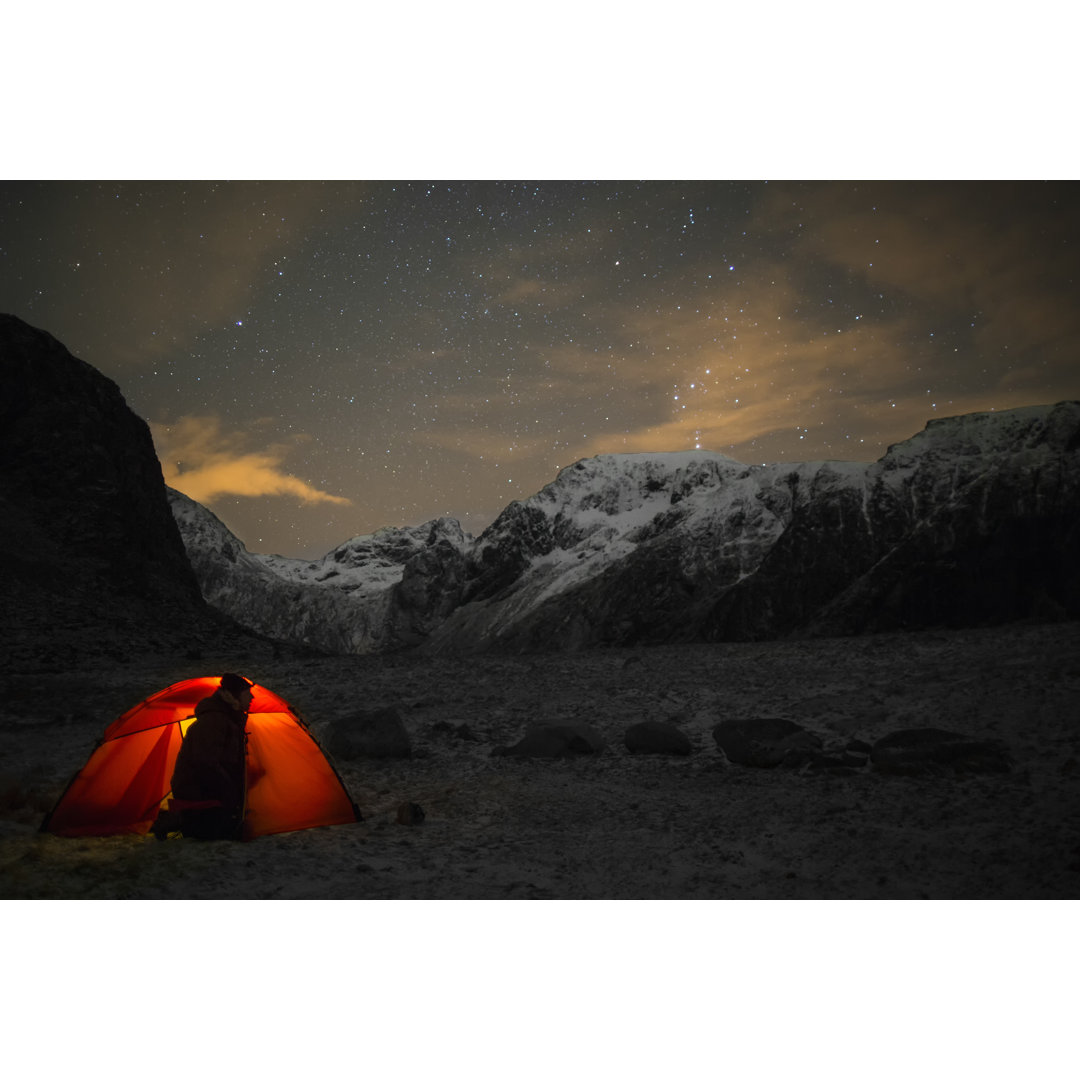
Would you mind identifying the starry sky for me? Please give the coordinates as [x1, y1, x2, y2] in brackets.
[3, 180, 1078, 558]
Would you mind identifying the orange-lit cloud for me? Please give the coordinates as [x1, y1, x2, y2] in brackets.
[151, 415, 352, 506]
[555, 184, 1080, 465]
[571, 259, 923, 460]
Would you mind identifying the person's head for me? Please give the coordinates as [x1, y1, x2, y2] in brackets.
[219, 672, 254, 711]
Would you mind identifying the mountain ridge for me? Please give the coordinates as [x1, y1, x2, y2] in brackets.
[171, 400, 1080, 654]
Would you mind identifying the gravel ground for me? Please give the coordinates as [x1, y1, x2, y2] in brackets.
[2, 620, 1079, 899]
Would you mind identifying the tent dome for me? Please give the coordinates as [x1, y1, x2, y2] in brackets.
[44, 676, 360, 840]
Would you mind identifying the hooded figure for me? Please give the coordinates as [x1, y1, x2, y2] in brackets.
[169, 673, 254, 839]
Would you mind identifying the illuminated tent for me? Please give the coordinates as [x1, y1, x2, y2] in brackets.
[43, 676, 360, 840]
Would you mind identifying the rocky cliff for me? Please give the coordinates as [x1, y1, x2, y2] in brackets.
[706, 404, 1080, 641]
[172, 401, 1080, 654]
[170, 487, 470, 654]
[0, 314, 257, 669]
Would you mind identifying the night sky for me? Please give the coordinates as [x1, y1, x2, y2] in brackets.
[3, 180, 1078, 558]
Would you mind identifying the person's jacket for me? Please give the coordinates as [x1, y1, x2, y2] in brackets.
[170, 690, 248, 807]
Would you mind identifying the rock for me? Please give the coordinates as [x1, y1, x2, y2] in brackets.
[493, 722, 607, 759]
[0, 315, 243, 668]
[624, 720, 692, 756]
[386, 522, 471, 647]
[396, 802, 425, 825]
[841, 739, 873, 767]
[712, 717, 823, 768]
[870, 728, 1012, 775]
[460, 501, 555, 605]
[326, 707, 412, 759]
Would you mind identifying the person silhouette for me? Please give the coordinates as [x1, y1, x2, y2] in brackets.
[168, 673, 254, 840]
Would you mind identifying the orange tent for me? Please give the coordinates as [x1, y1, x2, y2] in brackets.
[43, 676, 360, 840]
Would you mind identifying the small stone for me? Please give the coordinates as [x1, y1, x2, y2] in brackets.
[396, 802, 425, 826]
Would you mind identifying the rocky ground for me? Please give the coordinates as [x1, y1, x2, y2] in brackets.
[2, 619, 1079, 899]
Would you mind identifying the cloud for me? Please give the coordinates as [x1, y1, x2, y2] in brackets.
[576, 183, 1080, 465]
[574, 264, 925, 460]
[763, 181, 1080, 364]
[151, 415, 352, 506]
[13, 181, 339, 367]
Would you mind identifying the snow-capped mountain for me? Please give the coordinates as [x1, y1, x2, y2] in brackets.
[169, 489, 470, 653]
[170, 401, 1080, 654]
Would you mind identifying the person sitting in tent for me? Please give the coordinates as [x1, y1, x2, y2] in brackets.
[168, 672, 254, 840]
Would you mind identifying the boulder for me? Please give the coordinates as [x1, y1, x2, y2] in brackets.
[326, 707, 412, 759]
[712, 717, 823, 768]
[396, 802, 425, 825]
[624, 720, 692, 756]
[870, 728, 1012, 775]
[493, 722, 606, 759]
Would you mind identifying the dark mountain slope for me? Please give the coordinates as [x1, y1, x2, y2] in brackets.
[0, 315, 259, 669]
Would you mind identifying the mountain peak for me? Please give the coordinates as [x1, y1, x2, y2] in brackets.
[170, 401, 1080, 654]
[882, 400, 1080, 468]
